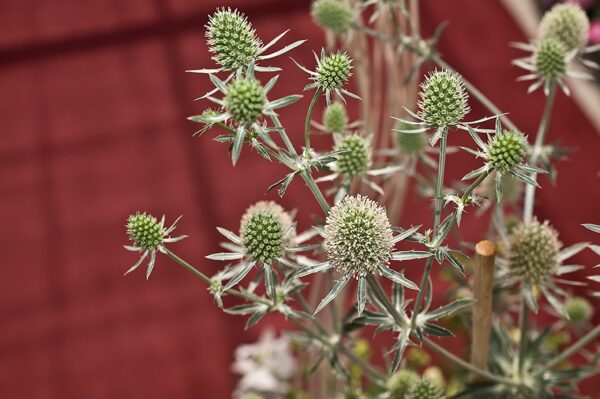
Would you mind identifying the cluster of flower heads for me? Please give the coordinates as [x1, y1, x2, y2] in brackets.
[513, 2, 597, 95]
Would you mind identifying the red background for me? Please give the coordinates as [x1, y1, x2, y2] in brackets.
[1, 0, 599, 398]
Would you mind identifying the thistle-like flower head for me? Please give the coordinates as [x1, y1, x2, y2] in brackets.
[316, 52, 352, 90]
[410, 379, 443, 399]
[538, 3, 590, 52]
[311, 0, 354, 35]
[334, 134, 371, 178]
[508, 219, 561, 286]
[324, 195, 393, 277]
[124, 213, 186, 278]
[225, 77, 266, 125]
[127, 212, 167, 251]
[395, 122, 427, 156]
[205, 8, 262, 71]
[323, 102, 348, 133]
[564, 297, 593, 326]
[485, 129, 528, 172]
[240, 201, 292, 264]
[418, 70, 469, 128]
[386, 370, 419, 397]
[534, 38, 567, 80]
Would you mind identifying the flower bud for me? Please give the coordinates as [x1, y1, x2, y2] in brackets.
[534, 39, 567, 80]
[485, 130, 528, 172]
[335, 134, 371, 177]
[311, 0, 353, 35]
[316, 52, 352, 90]
[225, 78, 266, 125]
[508, 219, 561, 286]
[539, 3, 590, 52]
[205, 8, 261, 71]
[324, 195, 393, 277]
[240, 201, 292, 264]
[323, 102, 348, 133]
[127, 212, 166, 250]
[418, 70, 469, 128]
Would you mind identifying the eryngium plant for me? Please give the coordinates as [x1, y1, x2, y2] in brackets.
[123, 4, 600, 398]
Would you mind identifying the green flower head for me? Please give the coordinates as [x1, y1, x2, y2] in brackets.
[240, 201, 292, 264]
[386, 370, 419, 397]
[410, 379, 443, 399]
[323, 102, 348, 133]
[485, 130, 528, 172]
[418, 70, 469, 128]
[225, 78, 266, 125]
[335, 134, 371, 178]
[311, 0, 353, 35]
[316, 52, 352, 90]
[127, 212, 167, 251]
[508, 219, 561, 286]
[539, 3, 590, 52]
[534, 38, 567, 80]
[395, 122, 427, 156]
[324, 195, 393, 277]
[565, 297, 594, 326]
[205, 8, 261, 71]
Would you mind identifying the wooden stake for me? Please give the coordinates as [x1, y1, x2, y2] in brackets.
[469, 240, 496, 383]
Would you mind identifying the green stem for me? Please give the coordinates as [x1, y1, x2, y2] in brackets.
[304, 89, 322, 159]
[535, 324, 600, 376]
[410, 128, 448, 328]
[163, 248, 271, 306]
[269, 114, 299, 159]
[518, 300, 529, 375]
[523, 82, 557, 224]
[423, 338, 522, 387]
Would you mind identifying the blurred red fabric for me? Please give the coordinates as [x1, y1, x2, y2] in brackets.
[1, 0, 599, 398]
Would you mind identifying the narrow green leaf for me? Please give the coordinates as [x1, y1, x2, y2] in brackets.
[223, 261, 255, 291]
[378, 265, 418, 290]
[314, 274, 351, 315]
[357, 276, 367, 316]
[391, 250, 432, 261]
